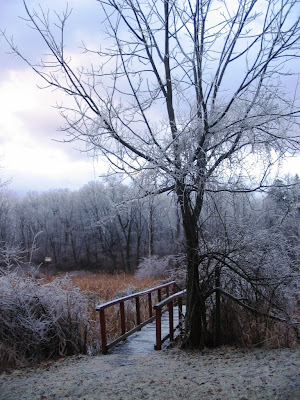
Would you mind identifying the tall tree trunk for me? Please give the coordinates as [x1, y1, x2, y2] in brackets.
[178, 189, 206, 349]
[214, 265, 221, 346]
[183, 244, 206, 349]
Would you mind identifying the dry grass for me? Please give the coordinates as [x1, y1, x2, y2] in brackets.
[69, 272, 161, 299]
[44, 272, 163, 346]
[44, 272, 161, 309]
[68, 272, 162, 342]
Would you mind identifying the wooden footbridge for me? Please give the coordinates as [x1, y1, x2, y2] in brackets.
[96, 281, 186, 354]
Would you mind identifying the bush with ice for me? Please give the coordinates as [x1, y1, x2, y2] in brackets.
[136, 254, 186, 287]
[0, 268, 98, 372]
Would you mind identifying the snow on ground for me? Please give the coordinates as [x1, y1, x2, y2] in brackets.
[0, 347, 299, 399]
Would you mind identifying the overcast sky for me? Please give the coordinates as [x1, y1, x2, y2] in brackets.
[0, 0, 104, 194]
[0, 0, 299, 195]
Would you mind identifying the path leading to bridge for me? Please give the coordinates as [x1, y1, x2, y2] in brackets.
[2, 347, 299, 399]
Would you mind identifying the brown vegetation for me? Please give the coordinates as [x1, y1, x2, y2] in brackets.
[65, 272, 162, 344]
[66, 272, 160, 299]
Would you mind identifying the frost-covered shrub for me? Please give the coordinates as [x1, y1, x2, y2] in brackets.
[0, 244, 26, 272]
[200, 227, 300, 348]
[136, 255, 186, 287]
[0, 269, 98, 372]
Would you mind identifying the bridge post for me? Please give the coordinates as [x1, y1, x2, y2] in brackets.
[168, 301, 174, 341]
[155, 308, 162, 350]
[148, 293, 153, 318]
[135, 297, 141, 325]
[120, 301, 126, 335]
[158, 288, 162, 302]
[173, 282, 177, 294]
[99, 309, 107, 354]
[178, 296, 183, 334]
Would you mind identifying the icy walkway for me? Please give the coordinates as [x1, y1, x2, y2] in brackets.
[111, 306, 185, 355]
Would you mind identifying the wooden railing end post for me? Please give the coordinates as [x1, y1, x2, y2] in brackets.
[148, 292, 153, 318]
[155, 308, 162, 350]
[168, 301, 174, 341]
[99, 308, 107, 354]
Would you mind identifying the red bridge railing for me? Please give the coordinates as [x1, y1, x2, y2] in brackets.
[96, 281, 179, 354]
[154, 289, 186, 350]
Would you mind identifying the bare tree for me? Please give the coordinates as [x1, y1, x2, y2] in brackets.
[3, 0, 300, 348]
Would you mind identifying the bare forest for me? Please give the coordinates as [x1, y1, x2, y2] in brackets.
[0, 177, 299, 276]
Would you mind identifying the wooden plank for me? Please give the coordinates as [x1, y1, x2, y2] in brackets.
[106, 315, 156, 351]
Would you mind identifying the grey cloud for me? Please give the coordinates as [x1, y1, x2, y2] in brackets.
[15, 108, 90, 162]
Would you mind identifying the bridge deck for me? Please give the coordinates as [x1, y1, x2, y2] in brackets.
[111, 306, 185, 355]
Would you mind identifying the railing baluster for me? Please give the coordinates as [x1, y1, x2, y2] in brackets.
[178, 296, 183, 334]
[120, 301, 126, 335]
[173, 282, 177, 294]
[158, 288, 162, 302]
[168, 301, 174, 341]
[166, 286, 169, 297]
[135, 296, 141, 325]
[148, 292, 153, 318]
[99, 309, 107, 354]
[155, 308, 162, 350]
[154, 289, 186, 351]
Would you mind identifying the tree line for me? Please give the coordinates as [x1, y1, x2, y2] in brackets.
[0, 180, 179, 271]
[0, 175, 299, 278]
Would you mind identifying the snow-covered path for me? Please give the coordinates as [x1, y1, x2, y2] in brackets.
[1, 347, 299, 399]
[111, 306, 184, 355]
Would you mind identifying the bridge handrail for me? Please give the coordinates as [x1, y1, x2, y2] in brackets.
[154, 289, 186, 309]
[96, 281, 180, 354]
[154, 289, 186, 350]
[95, 281, 178, 311]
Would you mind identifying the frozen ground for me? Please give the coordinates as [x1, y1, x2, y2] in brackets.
[1, 347, 299, 399]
